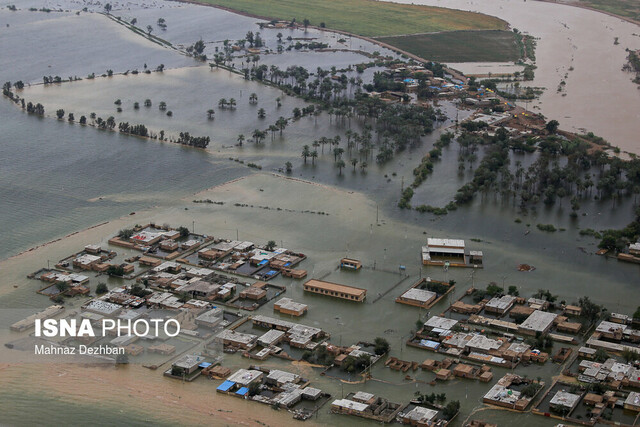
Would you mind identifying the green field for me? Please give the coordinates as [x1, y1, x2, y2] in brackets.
[197, 0, 507, 37]
[575, 0, 640, 22]
[377, 30, 520, 62]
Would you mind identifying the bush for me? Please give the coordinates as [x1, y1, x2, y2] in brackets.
[96, 283, 108, 295]
[536, 223, 557, 232]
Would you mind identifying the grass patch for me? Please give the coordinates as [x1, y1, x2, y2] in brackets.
[198, 0, 507, 37]
[377, 30, 520, 62]
[576, 0, 640, 21]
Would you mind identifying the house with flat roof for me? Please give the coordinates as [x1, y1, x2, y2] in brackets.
[422, 238, 465, 264]
[398, 406, 439, 426]
[303, 279, 366, 302]
[339, 258, 362, 270]
[195, 307, 223, 328]
[216, 329, 258, 350]
[624, 392, 640, 412]
[227, 368, 264, 387]
[274, 298, 308, 316]
[485, 295, 516, 315]
[171, 354, 205, 376]
[397, 288, 436, 308]
[549, 390, 581, 414]
[518, 310, 557, 336]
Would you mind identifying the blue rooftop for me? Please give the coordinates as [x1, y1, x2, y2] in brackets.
[217, 380, 235, 392]
[236, 387, 249, 396]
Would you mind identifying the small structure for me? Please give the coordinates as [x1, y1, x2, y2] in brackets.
[303, 279, 366, 302]
[84, 244, 101, 254]
[564, 305, 582, 316]
[171, 354, 204, 376]
[274, 298, 308, 316]
[339, 258, 362, 270]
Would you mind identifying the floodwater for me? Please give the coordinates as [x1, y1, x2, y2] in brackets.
[1, 174, 636, 426]
[393, 0, 640, 153]
[0, 1, 639, 427]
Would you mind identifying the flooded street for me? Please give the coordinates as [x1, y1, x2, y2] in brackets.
[396, 0, 640, 153]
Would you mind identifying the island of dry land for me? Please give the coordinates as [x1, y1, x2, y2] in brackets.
[188, 0, 521, 62]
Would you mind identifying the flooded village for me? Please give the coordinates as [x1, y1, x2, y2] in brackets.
[1, 0, 640, 426]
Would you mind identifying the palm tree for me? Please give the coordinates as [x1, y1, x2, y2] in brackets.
[159, 101, 167, 110]
[252, 129, 262, 144]
[351, 158, 358, 171]
[285, 161, 292, 173]
[336, 159, 346, 175]
[144, 99, 152, 107]
[333, 147, 344, 162]
[268, 125, 278, 139]
[237, 134, 245, 146]
[257, 108, 266, 119]
[276, 117, 287, 135]
[276, 97, 281, 108]
[249, 93, 258, 104]
[360, 161, 368, 173]
[228, 98, 236, 109]
[207, 109, 215, 119]
[218, 98, 227, 109]
[310, 150, 318, 165]
[302, 145, 310, 164]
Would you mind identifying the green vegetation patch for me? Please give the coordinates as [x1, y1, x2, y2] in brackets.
[577, 0, 640, 22]
[377, 30, 520, 62]
[198, 0, 507, 37]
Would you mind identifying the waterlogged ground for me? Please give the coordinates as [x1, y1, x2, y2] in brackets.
[17, 66, 310, 144]
[0, 174, 637, 426]
[1, 1, 639, 426]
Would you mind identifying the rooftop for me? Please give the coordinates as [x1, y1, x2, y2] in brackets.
[625, 391, 640, 407]
[402, 406, 438, 422]
[519, 310, 558, 332]
[84, 300, 122, 315]
[549, 390, 581, 409]
[216, 329, 257, 345]
[485, 295, 516, 311]
[173, 354, 204, 369]
[427, 238, 465, 248]
[303, 279, 366, 297]
[332, 399, 369, 412]
[274, 297, 308, 312]
[228, 369, 262, 386]
[424, 316, 458, 331]
[401, 288, 436, 303]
